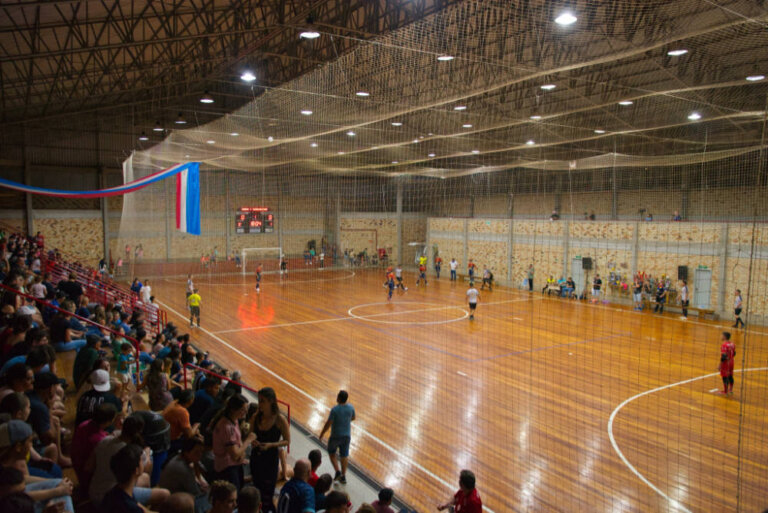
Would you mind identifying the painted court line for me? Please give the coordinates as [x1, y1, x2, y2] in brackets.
[608, 366, 768, 513]
[158, 300, 498, 513]
[470, 332, 630, 362]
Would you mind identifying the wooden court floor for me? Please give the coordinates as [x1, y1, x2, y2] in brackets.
[152, 267, 768, 513]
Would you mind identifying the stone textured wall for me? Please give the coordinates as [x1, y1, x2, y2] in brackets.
[468, 240, 508, 278]
[340, 217, 398, 261]
[37, 217, 103, 264]
[402, 217, 427, 264]
[431, 237, 464, 266]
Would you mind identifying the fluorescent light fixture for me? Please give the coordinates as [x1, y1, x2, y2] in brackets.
[240, 71, 256, 82]
[619, 100, 633, 106]
[540, 84, 556, 91]
[428, 133, 434, 136]
[526, 140, 535, 145]
[267, 136, 274, 142]
[530, 115, 542, 120]
[300, 110, 313, 115]
[138, 132, 149, 141]
[437, 55, 454, 61]
[392, 161, 399, 164]
[454, 105, 467, 111]
[412, 139, 419, 144]
[667, 49, 688, 57]
[555, 11, 577, 25]
[230, 132, 239, 137]
[310, 142, 318, 147]
[687, 112, 702, 121]
[462, 124, 473, 128]
[355, 91, 370, 97]
[152, 121, 163, 132]
[199, 91, 214, 104]
[300, 30, 320, 39]
[746, 74, 765, 82]
[428, 153, 436, 157]
[471, 150, 480, 154]
[175, 113, 186, 125]
[594, 129, 606, 134]
[391, 122, 403, 126]
[338, 151, 345, 155]
[206, 140, 215, 144]
[184, 154, 190, 158]
[346, 131, 356, 137]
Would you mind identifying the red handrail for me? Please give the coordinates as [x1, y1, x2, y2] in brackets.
[182, 362, 291, 453]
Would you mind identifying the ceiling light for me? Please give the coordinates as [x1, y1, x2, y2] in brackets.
[412, 139, 419, 143]
[471, 150, 480, 154]
[310, 142, 318, 148]
[392, 161, 399, 164]
[462, 124, 473, 128]
[206, 140, 215, 144]
[530, 115, 542, 120]
[594, 129, 606, 134]
[138, 132, 149, 141]
[152, 121, 163, 132]
[746, 74, 765, 82]
[391, 122, 403, 126]
[184, 154, 190, 158]
[454, 105, 467, 111]
[175, 113, 187, 125]
[667, 49, 688, 57]
[338, 151, 345, 155]
[540, 84, 556, 91]
[300, 30, 320, 39]
[428, 153, 436, 157]
[240, 71, 256, 82]
[419, 135, 424, 139]
[230, 132, 239, 137]
[619, 100, 633, 106]
[428, 132, 434, 136]
[267, 136, 274, 142]
[437, 55, 454, 61]
[346, 131, 356, 137]
[355, 91, 370, 97]
[526, 140, 535, 145]
[300, 110, 313, 115]
[687, 112, 702, 121]
[199, 91, 214, 104]
[555, 11, 577, 26]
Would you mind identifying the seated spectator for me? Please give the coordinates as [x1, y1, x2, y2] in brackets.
[0, 316, 31, 358]
[313, 474, 333, 511]
[356, 505, 376, 513]
[0, 393, 62, 480]
[17, 298, 42, 327]
[55, 274, 82, 303]
[162, 389, 198, 453]
[157, 437, 209, 513]
[371, 488, 395, 513]
[556, 276, 566, 296]
[100, 444, 155, 513]
[672, 210, 682, 221]
[277, 459, 314, 513]
[0, 420, 74, 512]
[308, 449, 321, 486]
[188, 376, 220, 425]
[143, 359, 172, 412]
[207, 481, 237, 513]
[71, 403, 117, 490]
[159, 492, 195, 513]
[75, 296, 91, 320]
[237, 486, 261, 513]
[223, 371, 242, 395]
[130, 410, 172, 487]
[48, 307, 85, 353]
[0, 364, 34, 402]
[437, 469, 482, 513]
[26, 373, 69, 467]
[323, 491, 351, 513]
[29, 276, 46, 301]
[72, 334, 102, 391]
[191, 360, 213, 392]
[1, 329, 49, 375]
[74, 369, 123, 428]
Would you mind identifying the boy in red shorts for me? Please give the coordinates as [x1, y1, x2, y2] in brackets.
[718, 331, 736, 395]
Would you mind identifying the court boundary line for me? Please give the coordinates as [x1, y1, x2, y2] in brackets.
[163, 270, 356, 287]
[607, 366, 768, 513]
[158, 299, 499, 513]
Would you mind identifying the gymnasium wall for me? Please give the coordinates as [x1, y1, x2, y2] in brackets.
[338, 213, 428, 264]
[427, 217, 768, 321]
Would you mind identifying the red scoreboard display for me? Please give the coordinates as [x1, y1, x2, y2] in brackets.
[235, 207, 274, 234]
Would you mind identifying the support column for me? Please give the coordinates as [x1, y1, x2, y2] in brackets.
[23, 127, 34, 236]
[611, 167, 618, 220]
[717, 224, 729, 315]
[396, 182, 403, 264]
[225, 170, 231, 258]
[462, 219, 469, 269]
[507, 219, 514, 283]
[563, 220, 570, 277]
[335, 192, 341, 258]
[164, 179, 172, 261]
[99, 167, 109, 262]
[631, 222, 639, 273]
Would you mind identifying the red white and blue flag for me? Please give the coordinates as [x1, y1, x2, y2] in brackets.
[175, 163, 201, 235]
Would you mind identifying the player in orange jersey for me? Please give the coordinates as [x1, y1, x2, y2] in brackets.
[255, 263, 263, 293]
[719, 331, 736, 395]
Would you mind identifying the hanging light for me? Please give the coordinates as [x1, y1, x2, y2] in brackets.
[526, 140, 535, 145]
[301, 110, 313, 116]
[138, 132, 149, 141]
[462, 124, 473, 128]
[667, 49, 688, 57]
[687, 112, 702, 121]
[454, 105, 467, 111]
[174, 113, 187, 125]
[530, 115, 542, 120]
[199, 91, 214, 104]
[540, 84, 556, 91]
[310, 142, 318, 147]
[746, 74, 765, 82]
[355, 91, 370, 97]
[594, 129, 606, 134]
[437, 55, 454, 61]
[346, 131, 356, 137]
[471, 150, 480, 154]
[618, 100, 633, 106]
[152, 121, 164, 132]
[240, 71, 256, 82]
[267, 136, 274, 142]
[555, 11, 577, 26]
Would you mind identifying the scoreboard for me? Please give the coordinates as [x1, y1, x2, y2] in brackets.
[235, 207, 275, 234]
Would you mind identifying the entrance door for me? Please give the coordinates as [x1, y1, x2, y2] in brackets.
[571, 258, 585, 296]
[693, 268, 712, 309]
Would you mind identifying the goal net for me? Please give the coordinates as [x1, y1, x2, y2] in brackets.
[241, 247, 282, 276]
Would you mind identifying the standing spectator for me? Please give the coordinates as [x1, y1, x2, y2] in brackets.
[207, 481, 237, 513]
[632, 276, 643, 311]
[158, 436, 209, 513]
[236, 486, 261, 513]
[277, 459, 315, 513]
[144, 359, 173, 412]
[733, 289, 745, 328]
[450, 258, 458, 281]
[527, 265, 534, 292]
[249, 387, 290, 513]
[211, 394, 255, 489]
[591, 274, 602, 303]
[139, 280, 152, 304]
[319, 390, 355, 484]
[56, 273, 83, 303]
[163, 389, 199, 453]
[654, 281, 668, 314]
[371, 488, 395, 513]
[437, 469, 482, 513]
[672, 210, 682, 221]
[188, 377, 221, 425]
[679, 280, 689, 320]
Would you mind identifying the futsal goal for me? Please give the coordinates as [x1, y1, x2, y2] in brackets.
[241, 247, 282, 275]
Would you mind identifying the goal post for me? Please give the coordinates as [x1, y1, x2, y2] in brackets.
[241, 247, 282, 275]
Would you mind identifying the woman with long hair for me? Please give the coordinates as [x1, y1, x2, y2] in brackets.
[249, 387, 290, 513]
[143, 358, 172, 411]
[211, 394, 255, 489]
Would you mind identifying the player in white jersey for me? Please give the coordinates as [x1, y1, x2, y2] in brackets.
[394, 265, 408, 291]
[450, 258, 458, 281]
[186, 274, 194, 310]
[466, 283, 480, 320]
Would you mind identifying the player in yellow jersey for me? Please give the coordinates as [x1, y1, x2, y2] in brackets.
[187, 288, 201, 328]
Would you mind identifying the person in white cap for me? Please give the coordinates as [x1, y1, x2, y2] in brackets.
[74, 369, 123, 428]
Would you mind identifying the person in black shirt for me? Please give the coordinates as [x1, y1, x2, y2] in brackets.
[75, 369, 123, 428]
[100, 444, 149, 513]
[56, 273, 83, 303]
[591, 274, 602, 304]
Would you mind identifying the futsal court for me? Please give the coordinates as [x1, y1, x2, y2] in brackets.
[143, 265, 768, 513]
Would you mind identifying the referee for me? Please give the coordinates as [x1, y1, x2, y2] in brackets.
[188, 288, 202, 328]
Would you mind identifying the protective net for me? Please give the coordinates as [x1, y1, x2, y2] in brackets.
[115, 1, 768, 511]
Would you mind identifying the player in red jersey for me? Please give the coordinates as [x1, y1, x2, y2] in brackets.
[385, 271, 395, 300]
[416, 263, 427, 286]
[255, 263, 263, 293]
[434, 256, 443, 279]
[467, 259, 477, 284]
[719, 331, 736, 395]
